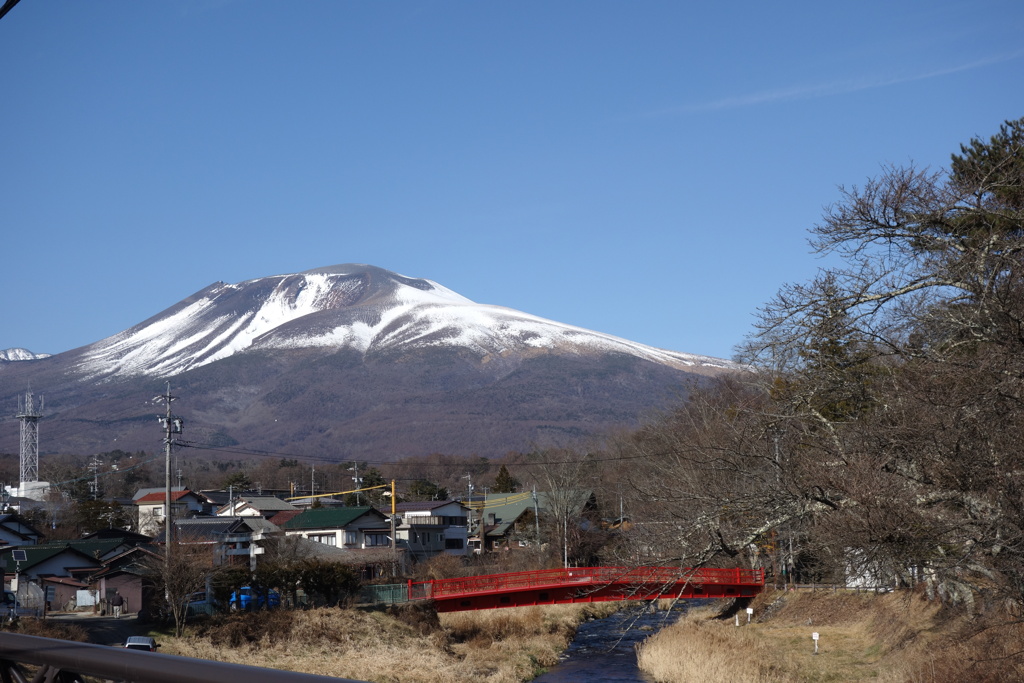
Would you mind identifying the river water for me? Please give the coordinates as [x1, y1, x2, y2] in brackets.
[533, 602, 689, 683]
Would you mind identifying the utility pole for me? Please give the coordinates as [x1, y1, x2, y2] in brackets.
[390, 480, 397, 574]
[481, 486, 489, 547]
[155, 383, 183, 600]
[349, 463, 361, 505]
[88, 456, 102, 500]
[532, 488, 541, 546]
[462, 474, 474, 550]
[563, 514, 568, 569]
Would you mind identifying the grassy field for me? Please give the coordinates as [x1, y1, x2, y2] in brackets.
[637, 588, 1024, 683]
[156, 602, 620, 683]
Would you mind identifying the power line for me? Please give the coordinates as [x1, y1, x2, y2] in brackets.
[0, 0, 22, 22]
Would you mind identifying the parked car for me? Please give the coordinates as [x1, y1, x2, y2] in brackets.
[1, 591, 34, 619]
[186, 591, 213, 617]
[123, 636, 159, 652]
[228, 586, 281, 610]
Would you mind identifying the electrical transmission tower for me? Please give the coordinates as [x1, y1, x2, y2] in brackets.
[16, 390, 43, 485]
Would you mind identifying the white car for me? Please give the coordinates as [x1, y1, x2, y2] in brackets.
[122, 636, 159, 652]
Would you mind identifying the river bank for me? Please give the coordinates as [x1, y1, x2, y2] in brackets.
[155, 602, 621, 683]
[636, 588, 1024, 682]
[39, 588, 1019, 682]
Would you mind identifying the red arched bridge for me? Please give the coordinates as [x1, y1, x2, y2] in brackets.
[405, 566, 765, 612]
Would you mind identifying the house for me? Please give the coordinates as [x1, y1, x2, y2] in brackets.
[393, 500, 469, 561]
[470, 490, 596, 553]
[79, 528, 153, 545]
[216, 495, 299, 519]
[0, 514, 44, 548]
[279, 507, 406, 577]
[132, 486, 186, 502]
[83, 545, 161, 616]
[1, 543, 104, 613]
[286, 496, 346, 509]
[279, 507, 391, 550]
[217, 517, 281, 571]
[41, 576, 90, 613]
[134, 490, 206, 536]
[167, 516, 284, 573]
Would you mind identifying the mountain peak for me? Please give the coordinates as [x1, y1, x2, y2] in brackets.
[0, 348, 50, 362]
[0, 264, 738, 459]
[69, 265, 732, 381]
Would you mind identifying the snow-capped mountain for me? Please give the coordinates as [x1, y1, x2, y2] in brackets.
[0, 264, 738, 459]
[77, 264, 731, 380]
[0, 348, 50, 361]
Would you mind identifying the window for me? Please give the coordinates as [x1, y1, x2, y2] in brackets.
[344, 531, 357, 546]
[366, 533, 389, 547]
[445, 538, 464, 550]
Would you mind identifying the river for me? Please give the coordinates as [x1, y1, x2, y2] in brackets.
[533, 602, 689, 682]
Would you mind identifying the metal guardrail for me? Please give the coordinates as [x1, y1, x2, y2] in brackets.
[0, 632, 369, 683]
[361, 583, 410, 605]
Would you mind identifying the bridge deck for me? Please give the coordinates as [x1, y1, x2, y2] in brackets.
[408, 566, 765, 612]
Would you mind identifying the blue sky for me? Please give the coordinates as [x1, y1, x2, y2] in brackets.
[2, 1, 1022, 361]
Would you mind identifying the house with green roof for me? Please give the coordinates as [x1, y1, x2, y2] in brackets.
[1, 543, 104, 614]
[278, 506, 401, 576]
[279, 506, 390, 550]
[472, 490, 596, 553]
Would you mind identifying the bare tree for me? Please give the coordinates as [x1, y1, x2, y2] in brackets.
[731, 117, 1024, 604]
[146, 536, 220, 637]
[524, 449, 606, 567]
[613, 119, 1024, 609]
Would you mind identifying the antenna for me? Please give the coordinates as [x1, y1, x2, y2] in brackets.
[15, 389, 43, 485]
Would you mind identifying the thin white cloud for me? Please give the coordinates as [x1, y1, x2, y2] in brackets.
[656, 51, 1024, 115]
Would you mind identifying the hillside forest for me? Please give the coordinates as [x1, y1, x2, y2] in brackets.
[3, 118, 1023, 616]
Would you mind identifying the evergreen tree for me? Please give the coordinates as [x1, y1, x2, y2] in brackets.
[492, 465, 520, 493]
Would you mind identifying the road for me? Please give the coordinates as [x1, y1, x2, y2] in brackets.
[47, 612, 148, 647]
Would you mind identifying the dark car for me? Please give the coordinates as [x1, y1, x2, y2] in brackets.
[2, 591, 33, 618]
[123, 636, 159, 652]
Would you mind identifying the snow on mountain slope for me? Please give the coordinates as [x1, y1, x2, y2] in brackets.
[0, 348, 51, 361]
[76, 264, 733, 379]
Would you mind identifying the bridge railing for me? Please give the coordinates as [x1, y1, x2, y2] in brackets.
[0, 632, 368, 683]
[408, 566, 765, 600]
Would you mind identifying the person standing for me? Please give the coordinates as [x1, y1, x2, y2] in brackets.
[110, 591, 124, 619]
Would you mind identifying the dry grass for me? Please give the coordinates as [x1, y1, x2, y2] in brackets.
[0, 617, 89, 642]
[160, 602, 619, 683]
[638, 614, 788, 682]
[636, 589, 1024, 683]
